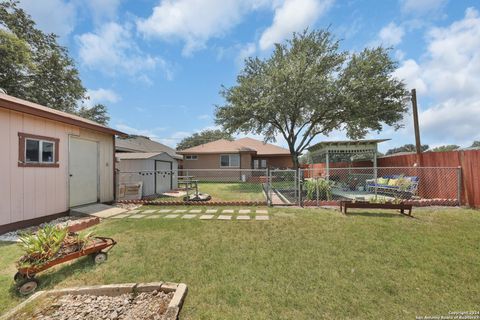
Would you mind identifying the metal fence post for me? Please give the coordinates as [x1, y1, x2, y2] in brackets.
[457, 166, 462, 206]
[266, 167, 271, 206]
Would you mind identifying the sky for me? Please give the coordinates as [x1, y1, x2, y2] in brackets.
[16, 0, 480, 153]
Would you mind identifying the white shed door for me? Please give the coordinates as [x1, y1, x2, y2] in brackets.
[69, 137, 98, 207]
[155, 161, 172, 194]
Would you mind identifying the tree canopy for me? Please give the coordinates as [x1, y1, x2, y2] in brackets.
[215, 29, 409, 168]
[386, 144, 429, 155]
[0, 0, 109, 125]
[470, 141, 480, 148]
[177, 129, 233, 150]
[430, 145, 460, 152]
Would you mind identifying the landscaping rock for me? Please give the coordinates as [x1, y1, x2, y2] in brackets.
[29, 291, 174, 320]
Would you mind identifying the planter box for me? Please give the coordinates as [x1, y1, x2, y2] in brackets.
[339, 201, 413, 216]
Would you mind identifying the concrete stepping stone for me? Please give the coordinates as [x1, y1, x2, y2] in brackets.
[146, 215, 161, 219]
[217, 215, 232, 220]
[112, 214, 130, 219]
[182, 214, 197, 219]
[164, 214, 179, 219]
[205, 209, 218, 213]
[128, 209, 141, 214]
[239, 209, 251, 214]
[199, 215, 214, 220]
[256, 209, 268, 214]
[173, 209, 187, 213]
[189, 209, 202, 213]
[255, 215, 269, 221]
[128, 214, 145, 219]
[159, 209, 172, 213]
[143, 209, 157, 213]
[222, 209, 234, 214]
[237, 215, 250, 220]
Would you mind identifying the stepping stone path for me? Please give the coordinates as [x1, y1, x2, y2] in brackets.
[109, 208, 271, 222]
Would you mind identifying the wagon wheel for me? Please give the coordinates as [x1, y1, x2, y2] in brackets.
[93, 252, 108, 264]
[17, 278, 39, 295]
[14, 272, 35, 282]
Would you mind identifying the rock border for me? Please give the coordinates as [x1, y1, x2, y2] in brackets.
[0, 282, 187, 320]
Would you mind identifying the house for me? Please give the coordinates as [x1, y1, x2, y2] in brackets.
[116, 152, 179, 198]
[177, 137, 293, 170]
[0, 93, 125, 233]
[116, 135, 181, 160]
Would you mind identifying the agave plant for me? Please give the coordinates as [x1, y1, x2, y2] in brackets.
[17, 225, 68, 268]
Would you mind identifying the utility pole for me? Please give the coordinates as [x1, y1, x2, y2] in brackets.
[411, 88, 423, 165]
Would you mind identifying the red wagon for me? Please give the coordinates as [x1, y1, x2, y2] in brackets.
[14, 236, 116, 295]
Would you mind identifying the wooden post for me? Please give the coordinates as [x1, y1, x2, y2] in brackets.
[411, 89, 423, 165]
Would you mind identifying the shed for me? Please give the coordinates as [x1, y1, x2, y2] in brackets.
[116, 152, 179, 197]
[0, 93, 125, 233]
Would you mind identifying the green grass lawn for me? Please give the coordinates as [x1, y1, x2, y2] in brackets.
[154, 182, 266, 202]
[1, 206, 479, 319]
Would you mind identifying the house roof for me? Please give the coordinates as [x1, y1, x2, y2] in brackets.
[116, 135, 182, 159]
[177, 137, 290, 156]
[0, 93, 126, 136]
[115, 152, 175, 160]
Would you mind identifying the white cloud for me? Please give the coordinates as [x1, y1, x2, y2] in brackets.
[400, 0, 447, 14]
[394, 7, 480, 144]
[236, 42, 257, 65]
[18, 0, 76, 37]
[259, 0, 334, 51]
[77, 22, 170, 79]
[84, 0, 122, 24]
[137, 0, 272, 56]
[85, 88, 120, 108]
[378, 22, 405, 46]
[197, 114, 211, 120]
[115, 123, 166, 138]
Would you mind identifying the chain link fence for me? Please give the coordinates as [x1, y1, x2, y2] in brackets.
[116, 167, 461, 207]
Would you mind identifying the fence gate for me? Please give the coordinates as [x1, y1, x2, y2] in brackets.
[268, 169, 302, 206]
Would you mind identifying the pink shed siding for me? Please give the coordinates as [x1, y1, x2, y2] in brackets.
[0, 108, 115, 226]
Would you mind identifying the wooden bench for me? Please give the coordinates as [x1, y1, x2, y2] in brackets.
[339, 200, 413, 217]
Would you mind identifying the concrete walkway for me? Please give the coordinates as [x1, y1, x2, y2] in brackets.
[110, 208, 270, 221]
[71, 203, 127, 218]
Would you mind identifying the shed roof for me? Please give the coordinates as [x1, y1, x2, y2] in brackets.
[176, 137, 290, 156]
[116, 135, 182, 159]
[0, 93, 125, 136]
[116, 152, 176, 160]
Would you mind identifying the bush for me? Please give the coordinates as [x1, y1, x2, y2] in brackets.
[305, 178, 333, 200]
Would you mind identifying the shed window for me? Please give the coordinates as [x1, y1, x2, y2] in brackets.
[18, 133, 59, 167]
[220, 154, 240, 167]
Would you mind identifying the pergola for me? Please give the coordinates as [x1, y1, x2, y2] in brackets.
[307, 139, 390, 179]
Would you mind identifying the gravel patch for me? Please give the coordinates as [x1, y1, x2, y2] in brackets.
[30, 290, 173, 320]
[0, 216, 82, 242]
[114, 203, 142, 211]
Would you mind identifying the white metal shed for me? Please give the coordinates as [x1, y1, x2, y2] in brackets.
[116, 152, 178, 197]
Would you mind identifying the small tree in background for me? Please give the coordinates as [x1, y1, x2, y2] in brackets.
[470, 141, 480, 148]
[386, 144, 429, 155]
[215, 29, 409, 168]
[177, 129, 233, 150]
[430, 145, 460, 152]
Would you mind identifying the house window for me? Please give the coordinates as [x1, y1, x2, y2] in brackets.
[253, 159, 267, 169]
[220, 154, 240, 167]
[18, 133, 59, 167]
[185, 155, 198, 160]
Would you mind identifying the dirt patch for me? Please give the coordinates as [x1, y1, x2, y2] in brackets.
[22, 290, 173, 320]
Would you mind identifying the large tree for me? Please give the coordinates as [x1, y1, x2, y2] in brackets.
[215, 30, 409, 168]
[177, 129, 233, 150]
[0, 0, 109, 124]
[386, 144, 429, 155]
